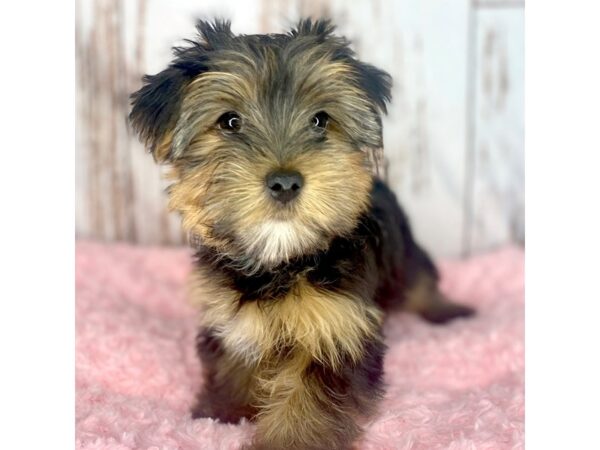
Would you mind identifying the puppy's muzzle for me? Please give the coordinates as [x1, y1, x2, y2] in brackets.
[266, 170, 304, 204]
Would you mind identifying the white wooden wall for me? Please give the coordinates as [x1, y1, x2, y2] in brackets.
[76, 0, 524, 257]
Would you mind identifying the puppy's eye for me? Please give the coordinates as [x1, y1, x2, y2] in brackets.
[311, 111, 329, 129]
[217, 112, 241, 132]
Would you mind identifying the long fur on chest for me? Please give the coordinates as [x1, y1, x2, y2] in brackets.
[190, 267, 382, 369]
[188, 214, 385, 369]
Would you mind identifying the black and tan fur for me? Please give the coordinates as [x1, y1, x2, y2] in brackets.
[130, 19, 474, 450]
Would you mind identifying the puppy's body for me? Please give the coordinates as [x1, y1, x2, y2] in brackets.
[190, 179, 471, 449]
[130, 19, 473, 450]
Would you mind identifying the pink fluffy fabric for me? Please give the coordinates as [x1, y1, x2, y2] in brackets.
[76, 240, 524, 450]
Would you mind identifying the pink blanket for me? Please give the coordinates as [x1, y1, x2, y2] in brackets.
[76, 241, 524, 450]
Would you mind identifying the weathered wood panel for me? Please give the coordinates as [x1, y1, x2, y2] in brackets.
[473, 0, 524, 7]
[75, 0, 524, 256]
[464, 7, 524, 253]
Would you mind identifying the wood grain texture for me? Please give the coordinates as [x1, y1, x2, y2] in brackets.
[464, 7, 524, 254]
[76, 0, 134, 242]
[75, 0, 524, 256]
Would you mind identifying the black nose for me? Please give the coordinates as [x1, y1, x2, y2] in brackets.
[265, 170, 304, 204]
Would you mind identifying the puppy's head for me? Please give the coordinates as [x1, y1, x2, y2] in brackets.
[130, 19, 391, 271]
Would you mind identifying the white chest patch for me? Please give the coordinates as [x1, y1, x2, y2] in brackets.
[242, 220, 320, 268]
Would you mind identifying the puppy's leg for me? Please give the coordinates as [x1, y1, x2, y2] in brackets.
[249, 342, 384, 450]
[370, 179, 474, 323]
[191, 329, 257, 423]
[404, 273, 475, 324]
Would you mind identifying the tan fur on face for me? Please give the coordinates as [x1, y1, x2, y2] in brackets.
[168, 115, 373, 270]
[154, 46, 382, 270]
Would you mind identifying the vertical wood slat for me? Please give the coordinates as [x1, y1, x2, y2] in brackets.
[77, 0, 185, 246]
[347, 0, 471, 257]
[463, 6, 524, 254]
[77, 0, 138, 243]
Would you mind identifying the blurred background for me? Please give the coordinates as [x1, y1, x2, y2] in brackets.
[75, 0, 523, 258]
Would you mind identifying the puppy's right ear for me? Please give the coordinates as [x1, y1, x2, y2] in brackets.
[130, 20, 229, 163]
[129, 67, 191, 163]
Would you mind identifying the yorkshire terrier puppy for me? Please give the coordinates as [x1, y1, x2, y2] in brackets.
[130, 19, 474, 450]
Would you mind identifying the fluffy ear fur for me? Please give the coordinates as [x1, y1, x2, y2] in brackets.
[353, 61, 392, 115]
[129, 67, 191, 162]
[129, 20, 232, 163]
[291, 18, 392, 116]
[130, 18, 391, 161]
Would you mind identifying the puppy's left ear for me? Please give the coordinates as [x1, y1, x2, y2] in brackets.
[354, 62, 392, 115]
[345, 61, 391, 149]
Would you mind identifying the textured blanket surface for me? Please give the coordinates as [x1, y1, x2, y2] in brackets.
[76, 241, 524, 450]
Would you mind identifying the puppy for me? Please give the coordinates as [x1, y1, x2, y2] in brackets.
[130, 19, 474, 450]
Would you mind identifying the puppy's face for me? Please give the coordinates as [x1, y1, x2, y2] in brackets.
[131, 20, 391, 271]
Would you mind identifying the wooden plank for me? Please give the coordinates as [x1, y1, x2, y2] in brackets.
[385, 0, 470, 257]
[474, 0, 525, 8]
[76, 0, 137, 243]
[465, 8, 524, 253]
